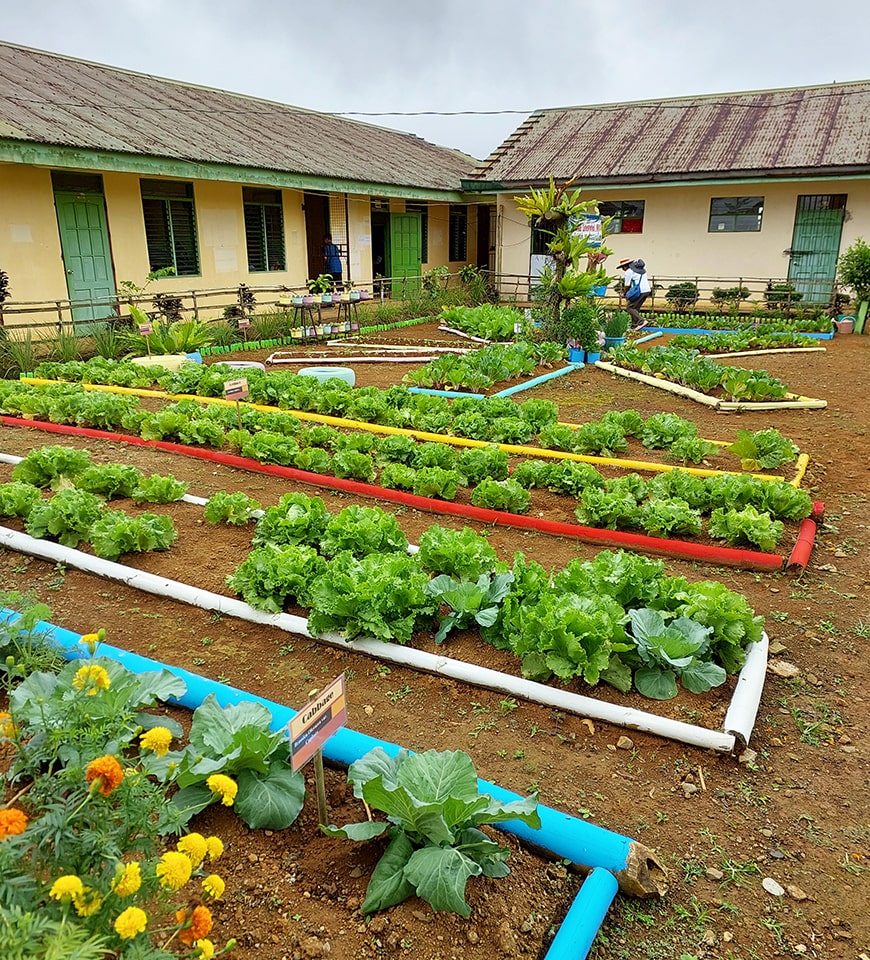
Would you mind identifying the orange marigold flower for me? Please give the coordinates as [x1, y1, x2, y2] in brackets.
[72, 663, 111, 695]
[0, 807, 28, 839]
[176, 904, 213, 945]
[85, 755, 125, 795]
[0, 711, 15, 739]
[156, 851, 193, 890]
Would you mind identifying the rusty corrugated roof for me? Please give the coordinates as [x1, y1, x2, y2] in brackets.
[472, 82, 870, 186]
[0, 41, 475, 192]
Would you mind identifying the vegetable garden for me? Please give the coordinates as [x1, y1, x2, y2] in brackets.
[0, 314, 866, 960]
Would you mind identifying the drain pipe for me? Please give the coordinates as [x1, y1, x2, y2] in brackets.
[0, 526, 766, 754]
[1, 608, 663, 910]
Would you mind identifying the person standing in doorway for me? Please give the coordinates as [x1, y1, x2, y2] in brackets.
[617, 258, 652, 329]
[322, 235, 343, 290]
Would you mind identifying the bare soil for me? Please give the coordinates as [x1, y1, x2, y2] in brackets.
[1, 327, 868, 960]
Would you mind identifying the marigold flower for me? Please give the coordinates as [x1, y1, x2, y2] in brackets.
[114, 905, 148, 939]
[78, 630, 104, 655]
[156, 850, 193, 890]
[139, 725, 174, 757]
[206, 774, 237, 807]
[176, 904, 213, 945]
[202, 873, 225, 900]
[196, 938, 216, 960]
[112, 861, 142, 897]
[205, 836, 224, 861]
[72, 663, 111, 694]
[0, 711, 15, 739]
[0, 807, 28, 839]
[177, 832, 208, 868]
[73, 886, 103, 917]
[85, 755, 125, 795]
[49, 875, 84, 901]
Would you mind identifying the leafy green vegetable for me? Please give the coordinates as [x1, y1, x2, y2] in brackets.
[554, 550, 665, 609]
[546, 460, 606, 497]
[253, 492, 329, 547]
[456, 445, 509, 484]
[227, 543, 326, 611]
[379, 462, 417, 491]
[308, 552, 435, 644]
[413, 442, 457, 470]
[132, 474, 189, 504]
[241, 430, 300, 465]
[321, 505, 408, 557]
[151, 694, 305, 830]
[574, 488, 639, 529]
[646, 470, 710, 509]
[726, 428, 799, 471]
[89, 511, 178, 561]
[322, 747, 540, 916]
[471, 478, 530, 514]
[640, 413, 699, 449]
[755, 481, 813, 521]
[637, 497, 703, 538]
[203, 490, 262, 525]
[425, 572, 514, 643]
[571, 420, 628, 456]
[510, 459, 557, 489]
[0, 481, 42, 518]
[332, 448, 376, 483]
[293, 446, 334, 474]
[11, 445, 92, 487]
[412, 467, 461, 500]
[708, 505, 784, 551]
[25, 488, 104, 547]
[667, 435, 720, 464]
[416, 526, 499, 581]
[74, 463, 144, 499]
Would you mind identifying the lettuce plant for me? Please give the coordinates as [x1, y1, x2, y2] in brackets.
[471, 478, 530, 514]
[203, 490, 262, 525]
[89, 511, 178, 561]
[11, 445, 92, 487]
[726, 428, 799, 470]
[322, 747, 540, 916]
[74, 463, 144, 499]
[25, 488, 104, 547]
[708, 505, 784, 551]
[412, 467, 461, 500]
[227, 543, 326, 612]
[321, 505, 408, 557]
[0, 481, 42, 518]
[253, 492, 329, 547]
[416, 525, 499, 580]
[131, 473, 189, 504]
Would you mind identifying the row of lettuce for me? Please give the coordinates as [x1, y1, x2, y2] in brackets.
[0, 445, 765, 702]
[20, 358, 801, 467]
[1, 391, 811, 549]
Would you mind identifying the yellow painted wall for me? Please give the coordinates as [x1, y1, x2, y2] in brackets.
[0, 164, 69, 325]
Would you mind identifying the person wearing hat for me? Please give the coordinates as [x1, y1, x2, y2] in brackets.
[616, 258, 652, 329]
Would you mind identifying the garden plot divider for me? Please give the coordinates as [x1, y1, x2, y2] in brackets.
[593, 361, 827, 411]
[0, 529, 769, 757]
[0, 416, 791, 571]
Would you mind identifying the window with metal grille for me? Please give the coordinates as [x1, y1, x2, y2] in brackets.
[243, 188, 286, 272]
[449, 205, 467, 262]
[406, 203, 429, 263]
[709, 197, 764, 233]
[531, 223, 554, 256]
[599, 200, 645, 234]
[140, 180, 200, 275]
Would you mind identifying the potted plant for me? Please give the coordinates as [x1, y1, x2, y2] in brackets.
[603, 310, 630, 350]
[561, 300, 603, 361]
[307, 274, 333, 304]
[346, 281, 361, 302]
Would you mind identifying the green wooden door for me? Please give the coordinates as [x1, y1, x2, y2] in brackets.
[55, 192, 117, 329]
[389, 213, 421, 298]
[787, 195, 846, 303]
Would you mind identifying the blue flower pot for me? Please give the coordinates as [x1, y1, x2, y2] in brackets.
[586, 351, 601, 363]
[567, 347, 585, 363]
[604, 336, 626, 351]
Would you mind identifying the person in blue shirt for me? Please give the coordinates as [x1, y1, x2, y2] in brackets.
[322, 235, 343, 290]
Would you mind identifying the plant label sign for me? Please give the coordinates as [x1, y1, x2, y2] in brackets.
[223, 378, 249, 401]
[237, 317, 251, 330]
[289, 673, 347, 771]
[138, 322, 153, 335]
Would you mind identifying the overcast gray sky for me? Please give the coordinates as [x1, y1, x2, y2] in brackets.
[3, 0, 869, 159]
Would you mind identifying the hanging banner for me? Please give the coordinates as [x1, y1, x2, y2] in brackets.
[576, 214, 603, 248]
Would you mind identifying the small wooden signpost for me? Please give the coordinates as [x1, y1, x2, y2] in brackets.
[289, 673, 347, 825]
[138, 321, 153, 355]
[223, 377, 249, 429]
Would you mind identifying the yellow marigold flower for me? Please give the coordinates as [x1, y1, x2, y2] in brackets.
[0, 807, 28, 839]
[206, 774, 237, 807]
[156, 850, 192, 890]
[177, 832, 208, 868]
[202, 873, 225, 900]
[112, 862, 142, 897]
[196, 938, 216, 960]
[85, 755, 125, 795]
[205, 836, 224, 861]
[114, 905, 148, 940]
[73, 886, 103, 917]
[176, 904, 213, 945]
[0, 711, 15, 739]
[78, 630, 104, 655]
[139, 726, 173, 757]
[49, 875, 84, 901]
[72, 663, 111, 695]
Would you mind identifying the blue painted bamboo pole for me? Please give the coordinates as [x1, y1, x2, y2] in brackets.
[490, 363, 583, 398]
